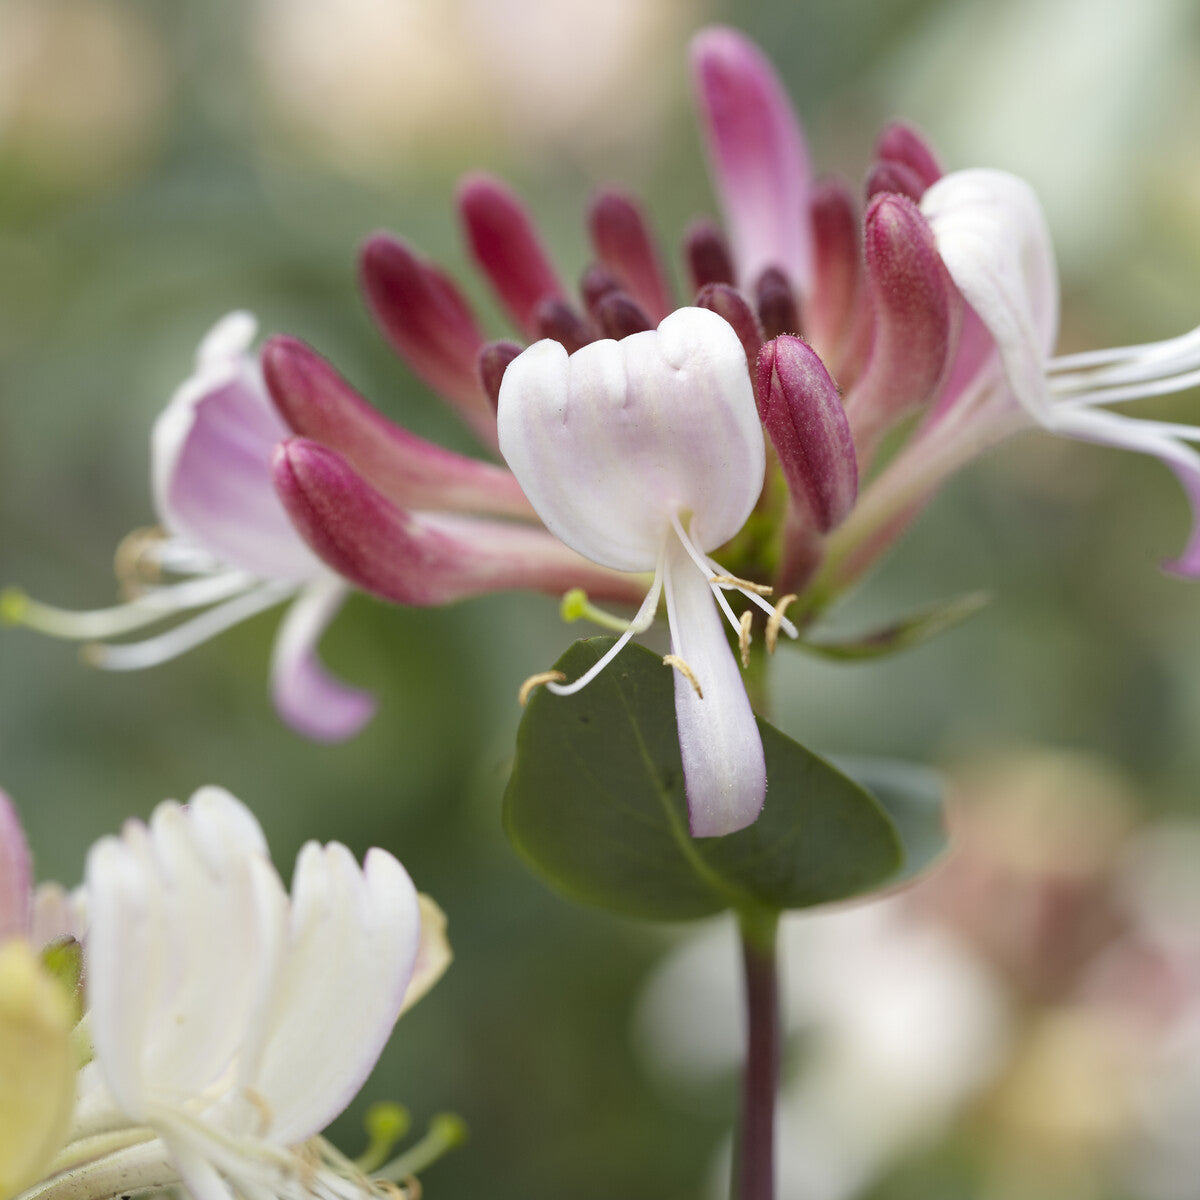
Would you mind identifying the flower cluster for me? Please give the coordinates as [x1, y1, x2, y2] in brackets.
[0, 788, 451, 1200]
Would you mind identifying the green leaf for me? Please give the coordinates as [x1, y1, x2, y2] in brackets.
[832, 757, 950, 886]
[796, 591, 990, 661]
[504, 638, 921, 922]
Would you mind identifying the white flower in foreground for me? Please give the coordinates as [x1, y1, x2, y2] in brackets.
[5, 313, 375, 742]
[68, 787, 443, 1200]
[498, 306, 796, 838]
[920, 168, 1200, 574]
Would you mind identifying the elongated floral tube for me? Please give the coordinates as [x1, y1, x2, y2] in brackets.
[588, 189, 674, 324]
[807, 177, 863, 369]
[359, 233, 493, 439]
[0, 793, 31, 943]
[273, 440, 646, 607]
[844, 193, 961, 457]
[497, 308, 770, 836]
[263, 335, 533, 518]
[691, 26, 814, 296]
[757, 335, 858, 533]
[458, 172, 565, 338]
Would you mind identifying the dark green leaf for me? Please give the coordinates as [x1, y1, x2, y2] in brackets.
[503, 638, 913, 921]
[796, 592, 990, 661]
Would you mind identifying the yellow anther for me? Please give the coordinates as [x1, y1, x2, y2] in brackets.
[709, 573, 773, 596]
[518, 670, 567, 706]
[114, 526, 166, 593]
[738, 610, 753, 668]
[662, 654, 703, 699]
[766, 593, 799, 654]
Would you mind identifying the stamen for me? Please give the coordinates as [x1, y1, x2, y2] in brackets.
[766, 593, 799, 654]
[377, 1114, 469, 1187]
[114, 526, 167, 590]
[738, 610, 753, 668]
[1052, 370, 1200, 409]
[518, 671, 567, 706]
[1048, 325, 1200, 374]
[83, 580, 295, 671]
[662, 654, 703, 698]
[709, 573, 773, 595]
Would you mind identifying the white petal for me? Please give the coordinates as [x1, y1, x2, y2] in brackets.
[497, 307, 765, 572]
[663, 538, 766, 837]
[268, 578, 376, 743]
[152, 314, 320, 582]
[921, 169, 1060, 421]
[248, 843, 420, 1145]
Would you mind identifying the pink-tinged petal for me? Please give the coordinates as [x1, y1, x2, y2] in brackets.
[478, 340, 523, 411]
[262, 335, 532, 519]
[873, 121, 943, 192]
[152, 314, 321, 582]
[249, 843, 419, 1145]
[927, 301, 999, 422]
[757, 336, 858, 532]
[684, 218, 736, 293]
[844, 194, 961, 457]
[690, 26, 814, 295]
[594, 291, 654, 340]
[754, 266, 802, 341]
[807, 178, 863, 367]
[696, 283, 764, 386]
[273, 440, 646, 606]
[1047, 407, 1200, 578]
[458, 172, 565, 339]
[358, 234, 492, 440]
[268, 578, 375, 744]
[588, 189, 674, 323]
[0, 791, 32, 942]
[663, 541, 765, 838]
[864, 159, 927, 203]
[497, 309, 764, 571]
[921, 169, 1060, 422]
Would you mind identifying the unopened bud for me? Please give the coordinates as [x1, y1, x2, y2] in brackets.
[684, 218, 736, 292]
[478, 341, 523, 412]
[755, 266, 802, 341]
[588, 189, 672, 323]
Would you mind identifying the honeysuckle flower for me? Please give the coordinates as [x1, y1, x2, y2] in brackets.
[3, 313, 376, 743]
[24, 786, 452, 1200]
[497, 306, 801, 838]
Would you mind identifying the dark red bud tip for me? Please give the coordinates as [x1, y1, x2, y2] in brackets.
[457, 171, 563, 336]
[581, 262, 621, 317]
[684, 218, 736, 292]
[756, 335, 858, 532]
[755, 266, 802, 341]
[696, 283, 763, 385]
[478, 341, 523, 412]
[864, 160, 927, 203]
[873, 121, 943, 191]
[587, 189, 673, 322]
[533, 298, 591, 354]
[595, 292, 653, 340]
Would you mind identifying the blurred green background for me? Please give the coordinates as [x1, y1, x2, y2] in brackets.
[3, 1, 1200, 1198]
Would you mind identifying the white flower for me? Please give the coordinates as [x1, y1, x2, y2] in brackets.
[498, 306, 796, 838]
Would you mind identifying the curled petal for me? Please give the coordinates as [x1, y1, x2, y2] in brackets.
[807, 178, 863, 367]
[359, 234, 492, 438]
[588, 189, 674, 323]
[0, 792, 31, 942]
[845, 194, 961, 455]
[497, 308, 765, 571]
[663, 541, 765, 838]
[273, 440, 646, 606]
[269, 578, 376, 744]
[458, 172, 565, 338]
[920, 168, 1060, 422]
[248, 842, 419, 1145]
[691, 26, 814, 295]
[152, 313, 320, 582]
[757, 336, 858, 532]
[400, 894, 453, 1017]
[262, 335, 532, 518]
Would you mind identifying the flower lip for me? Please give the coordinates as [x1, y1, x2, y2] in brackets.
[496, 306, 765, 574]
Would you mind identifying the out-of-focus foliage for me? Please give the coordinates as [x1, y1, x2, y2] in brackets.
[3, 2, 1200, 1199]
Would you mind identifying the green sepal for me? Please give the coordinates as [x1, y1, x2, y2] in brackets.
[795, 591, 990, 661]
[503, 638, 947, 922]
[40, 938, 83, 1025]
